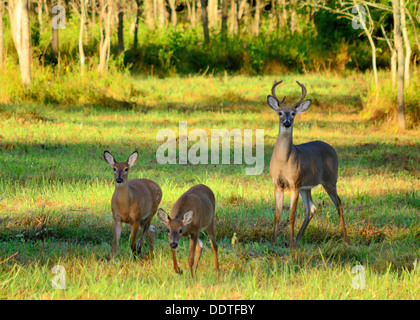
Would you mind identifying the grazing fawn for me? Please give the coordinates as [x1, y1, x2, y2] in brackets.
[158, 184, 219, 276]
[267, 80, 349, 247]
[103, 150, 162, 258]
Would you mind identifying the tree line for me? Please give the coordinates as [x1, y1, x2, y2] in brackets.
[1, 0, 419, 130]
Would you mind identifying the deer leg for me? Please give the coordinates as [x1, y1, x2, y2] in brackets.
[171, 248, 182, 274]
[296, 189, 316, 243]
[188, 234, 199, 277]
[323, 185, 350, 244]
[206, 221, 219, 272]
[289, 189, 299, 248]
[111, 219, 122, 258]
[193, 238, 204, 276]
[147, 225, 155, 257]
[130, 222, 140, 256]
[136, 222, 149, 256]
[272, 187, 284, 246]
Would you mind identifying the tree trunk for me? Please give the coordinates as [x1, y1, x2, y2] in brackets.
[0, 0, 4, 69]
[9, 0, 31, 86]
[230, 0, 238, 35]
[52, 0, 59, 59]
[290, 0, 297, 34]
[133, 0, 141, 49]
[253, 0, 261, 37]
[118, 10, 124, 54]
[191, 0, 196, 28]
[37, 0, 43, 32]
[393, 0, 405, 130]
[79, 0, 87, 76]
[98, 0, 112, 75]
[200, 0, 210, 43]
[144, 0, 155, 29]
[355, 4, 378, 96]
[168, 0, 177, 27]
[158, 0, 166, 29]
[92, 0, 96, 25]
[221, 0, 228, 39]
[281, 0, 287, 27]
[400, 0, 411, 87]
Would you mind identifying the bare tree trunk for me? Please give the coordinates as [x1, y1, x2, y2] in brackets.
[157, 0, 166, 28]
[400, 0, 411, 87]
[117, 10, 124, 54]
[9, 0, 31, 86]
[221, 0, 228, 39]
[153, 0, 158, 25]
[230, 0, 238, 35]
[52, 0, 59, 59]
[208, 0, 214, 27]
[191, 0, 196, 27]
[290, 0, 297, 34]
[168, 0, 177, 27]
[393, 0, 405, 130]
[0, 0, 4, 69]
[200, 0, 210, 43]
[79, 0, 87, 76]
[253, 0, 261, 37]
[133, 0, 141, 48]
[92, 0, 96, 25]
[98, 0, 112, 75]
[212, 0, 218, 28]
[281, 0, 287, 27]
[355, 3, 378, 96]
[37, 0, 43, 32]
[144, 0, 155, 29]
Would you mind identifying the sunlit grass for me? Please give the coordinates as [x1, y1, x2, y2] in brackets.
[0, 73, 419, 299]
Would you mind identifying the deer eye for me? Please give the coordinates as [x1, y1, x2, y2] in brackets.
[291, 112, 296, 116]
[179, 229, 183, 234]
[278, 111, 283, 116]
[113, 168, 117, 172]
[124, 168, 128, 172]
[166, 228, 170, 234]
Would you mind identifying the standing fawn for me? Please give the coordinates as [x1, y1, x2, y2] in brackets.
[267, 80, 349, 247]
[158, 184, 219, 277]
[103, 150, 162, 258]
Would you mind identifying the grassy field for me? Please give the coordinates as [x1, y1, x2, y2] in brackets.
[0, 72, 419, 299]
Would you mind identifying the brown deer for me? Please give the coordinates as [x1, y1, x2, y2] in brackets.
[158, 184, 219, 276]
[103, 150, 162, 258]
[267, 80, 349, 247]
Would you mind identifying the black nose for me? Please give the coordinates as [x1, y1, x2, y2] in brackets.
[284, 121, 291, 128]
[116, 178, 123, 183]
[170, 242, 178, 249]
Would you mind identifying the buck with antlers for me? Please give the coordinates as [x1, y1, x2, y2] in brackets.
[267, 80, 349, 247]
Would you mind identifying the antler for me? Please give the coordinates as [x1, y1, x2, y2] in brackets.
[271, 80, 286, 106]
[290, 81, 307, 109]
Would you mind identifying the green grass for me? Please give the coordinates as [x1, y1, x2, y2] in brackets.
[0, 72, 419, 299]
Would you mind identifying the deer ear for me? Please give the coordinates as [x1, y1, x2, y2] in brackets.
[104, 151, 115, 167]
[158, 208, 170, 224]
[267, 96, 280, 112]
[182, 210, 194, 225]
[127, 151, 139, 168]
[295, 99, 311, 114]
